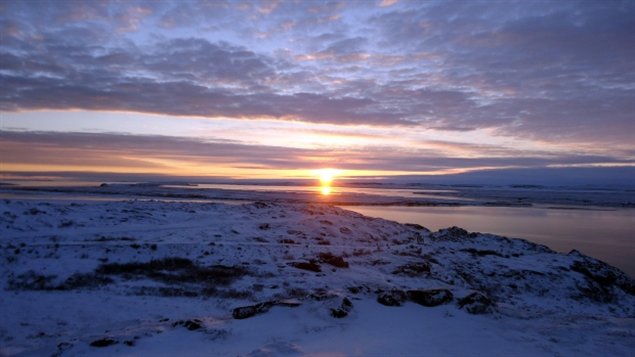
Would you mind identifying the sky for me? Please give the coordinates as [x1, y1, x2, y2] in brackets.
[1, 0, 634, 183]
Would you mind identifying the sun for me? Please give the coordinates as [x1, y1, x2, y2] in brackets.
[316, 168, 340, 184]
[315, 168, 340, 196]
[318, 169, 338, 185]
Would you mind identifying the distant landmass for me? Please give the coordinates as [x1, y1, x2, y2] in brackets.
[3, 166, 634, 188]
[367, 166, 635, 188]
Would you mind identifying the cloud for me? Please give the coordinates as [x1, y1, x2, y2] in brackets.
[369, 1, 635, 140]
[1, 0, 634, 147]
[0, 31, 410, 125]
[1, 131, 630, 175]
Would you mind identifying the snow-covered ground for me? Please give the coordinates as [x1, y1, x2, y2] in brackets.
[1, 199, 634, 356]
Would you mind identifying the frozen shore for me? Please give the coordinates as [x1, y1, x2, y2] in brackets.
[1, 199, 634, 356]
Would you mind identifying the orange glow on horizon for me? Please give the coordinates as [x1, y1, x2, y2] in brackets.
[2, 157, 515, 181]
[317, 168, 340, 185]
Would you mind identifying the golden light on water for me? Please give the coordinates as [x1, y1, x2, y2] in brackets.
[321, 186, 332, 195]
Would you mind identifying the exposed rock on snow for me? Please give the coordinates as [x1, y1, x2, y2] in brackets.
[377, 290, 407, 307]
[330, 297, 354, 318]
[89, 338, 117, 347]
[232, 302, 275, 320]
[458, 291, 494, 314]
[288, 261, 321, 272]
[317, 252, 349, 268]
[392, 261, 431, 276]
[407, 289, 454, 307]
[232, 300, 302, 320]
[172, 319, 203, 330]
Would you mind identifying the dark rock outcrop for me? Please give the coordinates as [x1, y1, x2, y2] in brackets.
[232, 300, 301, 319]
[90, 338, 117, 347]
[289, 261, 321, 272]
[318, 252, 349, 268]
[392, 262, 430, 277]
[570, 253, 635, 298]
[232, 302, 274, 319]
[407, 289, 453, 307]
[377, 290, 407, 306]
[331, 297, 353, 318]
[431, 226, 469, 241]
[457, 292, 494, 314]
[172, 319, 203, 330]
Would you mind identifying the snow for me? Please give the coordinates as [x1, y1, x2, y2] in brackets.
[1, 198, 634, 356]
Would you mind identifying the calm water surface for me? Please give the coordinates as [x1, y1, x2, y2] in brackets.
[167, 183, 465, 201]
[345, 205, 635, 277]
[3, 183, 633, 276]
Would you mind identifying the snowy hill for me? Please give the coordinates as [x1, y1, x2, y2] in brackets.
[1, 199, 633, 356]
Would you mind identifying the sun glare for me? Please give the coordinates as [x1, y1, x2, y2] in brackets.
[315, 168, 340, 196]
[317, 168, 340, 183]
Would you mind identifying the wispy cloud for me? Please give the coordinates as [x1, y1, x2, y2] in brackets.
[1, 131, 630, 177]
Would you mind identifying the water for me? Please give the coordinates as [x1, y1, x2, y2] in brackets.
[2, 182, 633, 276]
[165, 183, 466, 201]
[345, 205, 635, 277]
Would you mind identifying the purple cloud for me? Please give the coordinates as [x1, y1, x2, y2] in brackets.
[0, 0, 633, 146]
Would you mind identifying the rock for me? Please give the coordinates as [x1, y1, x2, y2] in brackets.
[461, 248, 503, 257]
[318, 252, 349, 268]
[342, 297, 353, 308]
[232, 302, 274, 319]
[570, 256, 635, 297]
[457, 292, 494, 314]
[432, 226, 469, 241]
[407, 289, 453, 307]
[330, 297, 353, 318]
[310, 289, 339, 301]
[330, 309, 348, 318]
[289, 261, 321, 272]
[172, 318, 203, 330]
[90, 338, 117, 347]
[232, 300, 300, 319]
[377, 290, 407, 306]
[392, 262, 430, 277]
